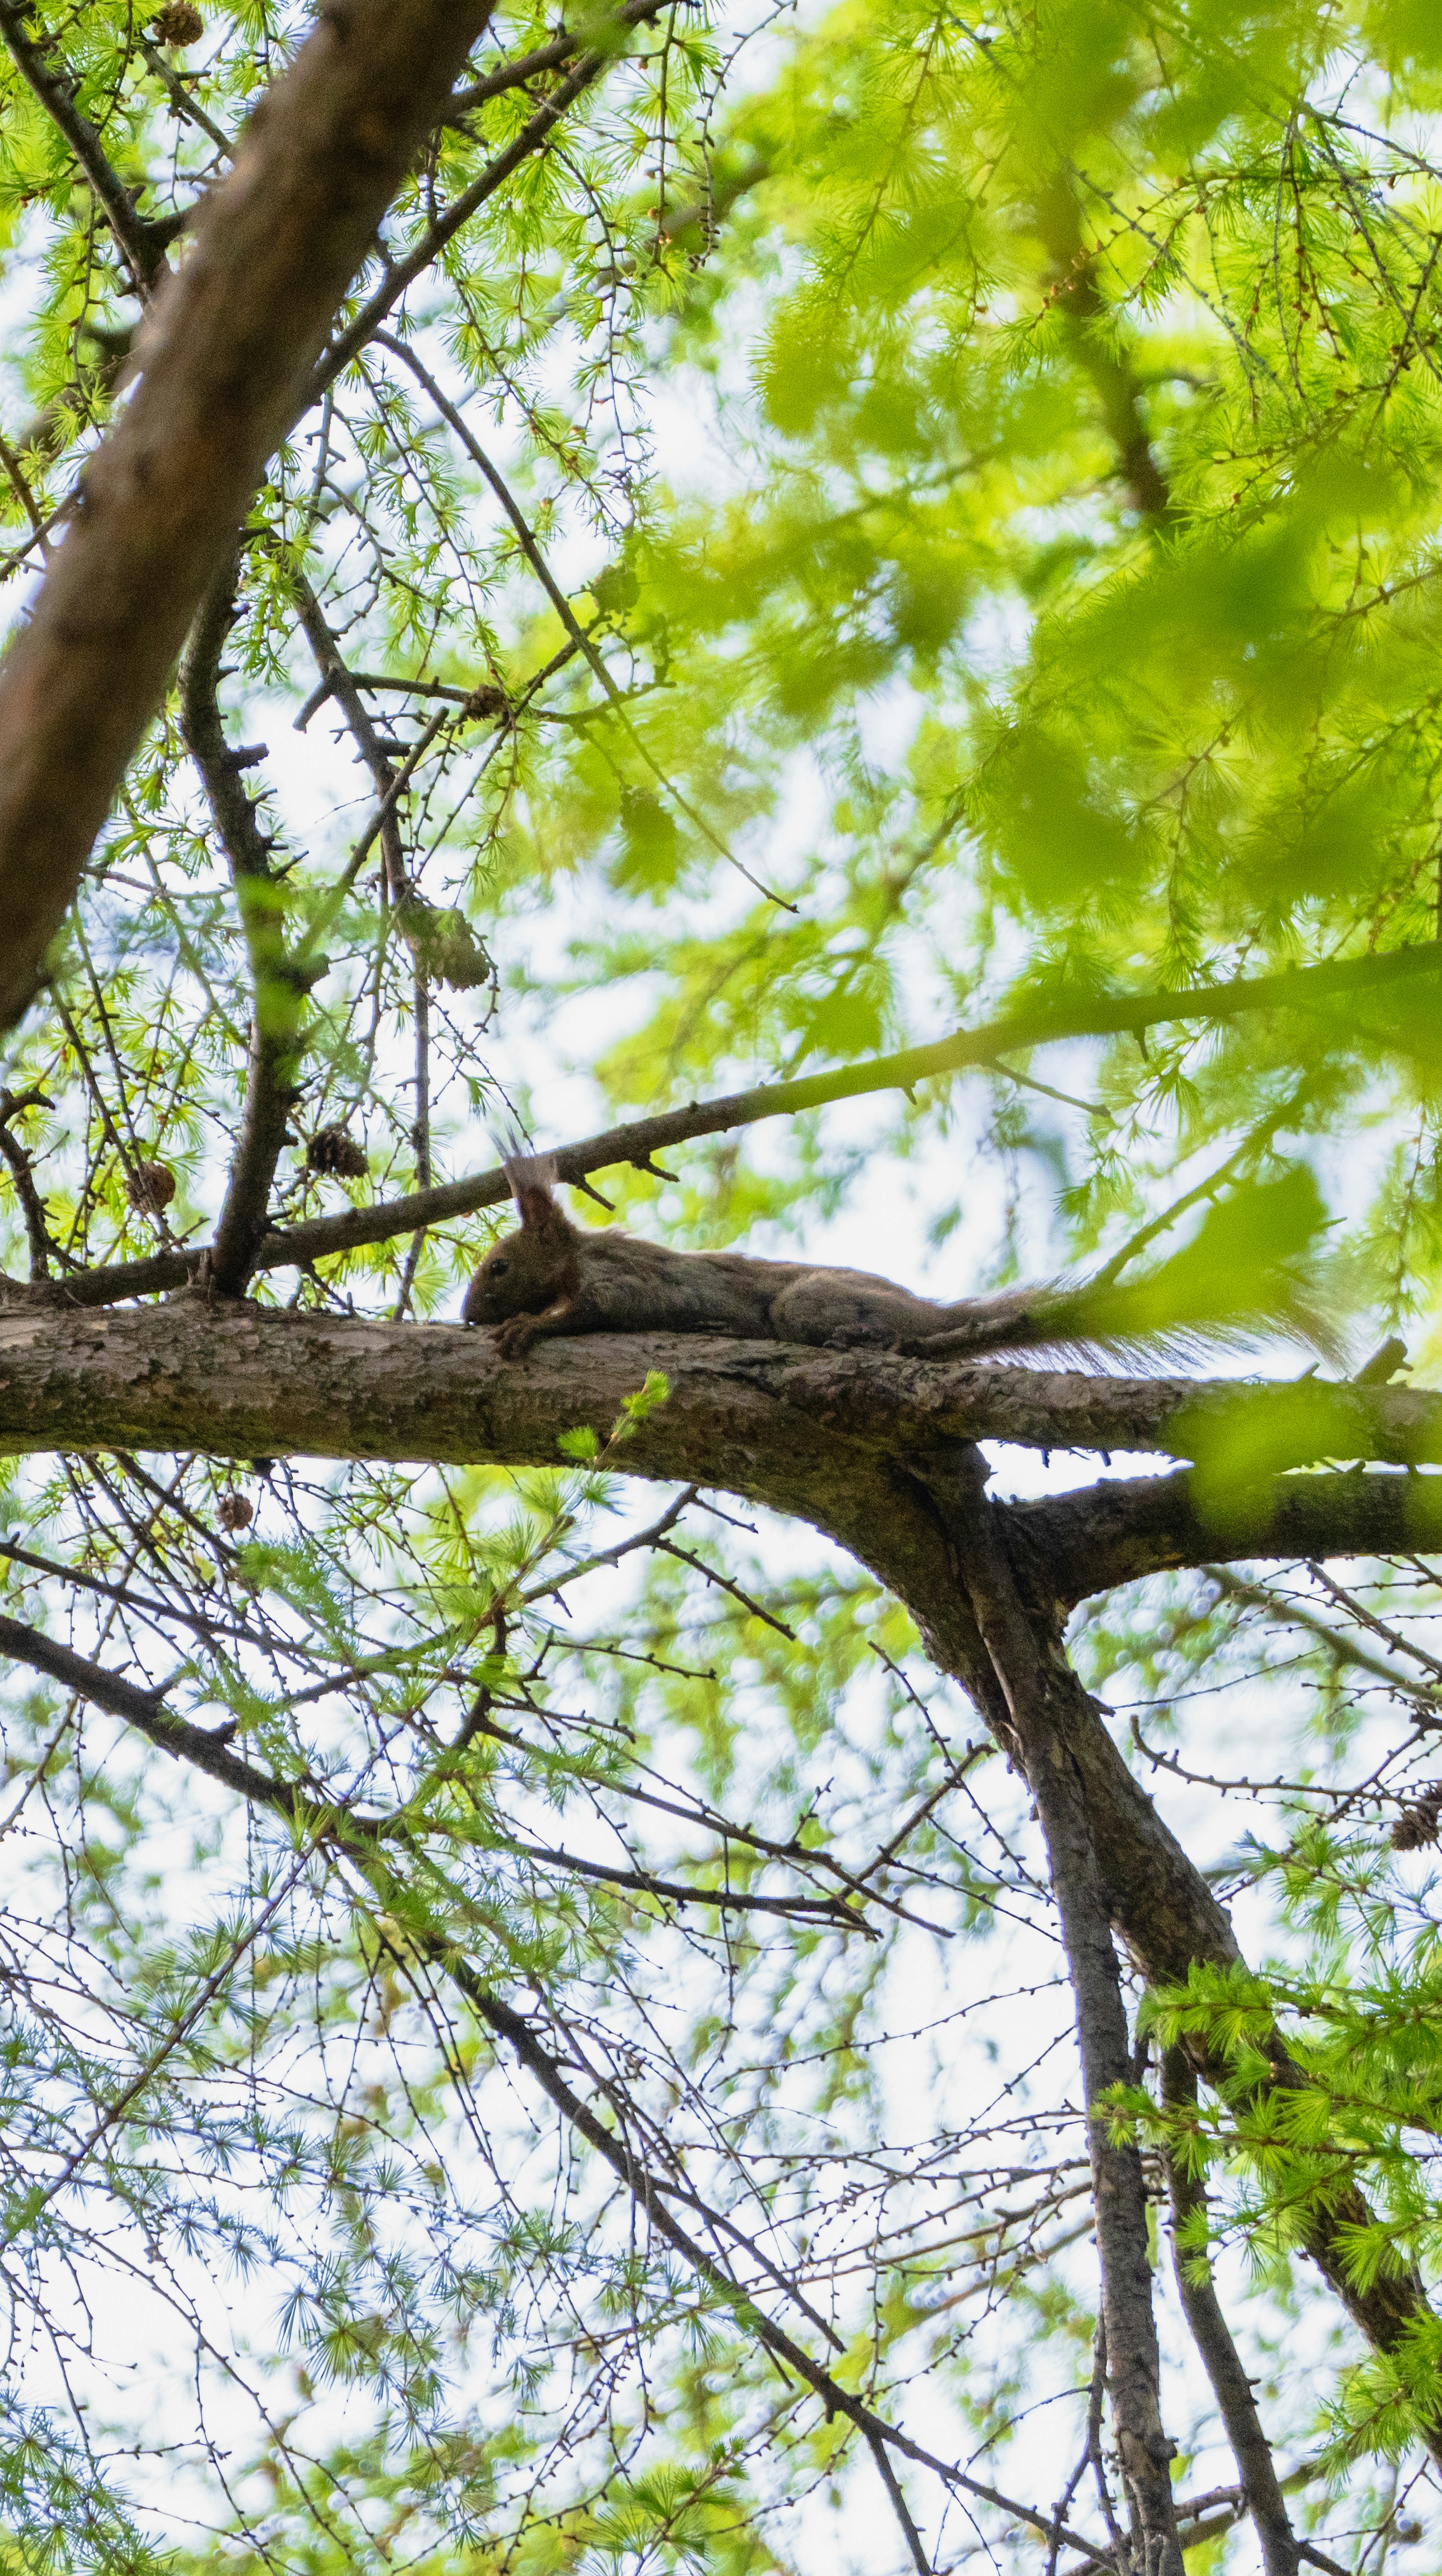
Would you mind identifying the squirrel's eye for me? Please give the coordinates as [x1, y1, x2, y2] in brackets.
[490, 1257, 508, 1275]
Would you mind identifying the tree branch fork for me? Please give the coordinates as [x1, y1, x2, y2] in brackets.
[2, 1317, 1434, 2549]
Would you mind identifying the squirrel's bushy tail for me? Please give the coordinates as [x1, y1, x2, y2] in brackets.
[936, 1167, 1345, 1374]
[935, 1272, 1342, 1374]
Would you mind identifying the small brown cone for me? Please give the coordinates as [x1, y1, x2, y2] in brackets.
[1391, 1785, 1442, 1851]
[396, 892, 492, 992]
[217, 1494, 253, 1532]
[151, 5, 204, 42]
[306, 1124, 369, 1179]
[127, 1159, 176, 1214]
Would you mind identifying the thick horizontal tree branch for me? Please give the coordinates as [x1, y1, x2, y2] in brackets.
[0, 1297, 1407, 2021]
[0, 0, 498, 1029]
[1013, 1467, 1432, 1611]
[30, 943, 1442, 1310]
[0, 1301, 1427, 2027]
[5, 1301, 1442, 1506]
[0, 1292, 1258, 2000]
[2, 1302, 1440, 1477]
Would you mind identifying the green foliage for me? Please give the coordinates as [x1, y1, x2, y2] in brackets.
[9, 0, 1442, 2565]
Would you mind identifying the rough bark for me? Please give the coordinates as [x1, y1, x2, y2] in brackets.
[0, 1304, 1273, 2001]
[0, 1301, 1439, 1476]
[1013, 1468, 1430, 1612]
[0, 0, 496, 1028]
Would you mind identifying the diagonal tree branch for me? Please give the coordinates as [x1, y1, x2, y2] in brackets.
[23, 941, 1442, 1311]
[1035, 177, 1173, 525]
[1161, 2045, 1300, 2576]
[290, 569, 411, 902]
[221, 939, 1442, 1257]
[446, 30, 593, 119]
[0, 0, 499, 1029]
[0, 1608, 317, 1811]
[139, 35, 233, 155]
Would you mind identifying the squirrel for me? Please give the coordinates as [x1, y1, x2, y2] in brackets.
[462, 1153, 1331, 1366]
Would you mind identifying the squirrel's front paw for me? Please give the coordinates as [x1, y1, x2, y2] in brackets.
[491, 1315, 538, 1361]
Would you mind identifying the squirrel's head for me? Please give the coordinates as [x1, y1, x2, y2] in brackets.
[462, 1152, 578, 1325]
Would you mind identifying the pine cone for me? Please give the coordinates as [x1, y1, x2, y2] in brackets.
[151, 3, 204, 41]
[217, 1494, 253, 1532]
[127, 1158, 176, 1214]
[464, 682, 509, 721]
[306, 1124, 369, 1179]
[396, 893, 492, 993]
[1391, 1785, 1442, 1850]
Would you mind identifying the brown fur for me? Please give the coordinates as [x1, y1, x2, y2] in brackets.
[462, 1158, 1334, 1367]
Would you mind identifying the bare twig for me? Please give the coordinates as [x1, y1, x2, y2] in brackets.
[949, 1449, 1185, 2576]
[139, 36, 234, 153]
[290, 570, 411, 902]
[0, 1085, 54, 1277]
[1161, 2047, 1300, 2576]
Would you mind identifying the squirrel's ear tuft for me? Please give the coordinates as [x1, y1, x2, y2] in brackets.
[501, 1148, 562, 1229]
[502, 1150, 559, 1194]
